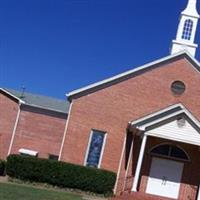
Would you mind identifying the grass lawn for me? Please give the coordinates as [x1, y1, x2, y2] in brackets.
[0, 182, 83, 200]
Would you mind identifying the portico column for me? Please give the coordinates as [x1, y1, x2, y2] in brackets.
[197, 185, 200, 200]
[123, 135, 134, 191]
[132, 133, 147, 192]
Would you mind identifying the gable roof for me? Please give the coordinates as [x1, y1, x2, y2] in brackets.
[1, 88, 69, 114]
[67, 51, 200, 101]
[129, 103, 200, 146]
[129, 103, 200, 131]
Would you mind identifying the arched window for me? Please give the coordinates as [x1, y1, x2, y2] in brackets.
[150, 144, 189, 161]
[182, 19, 193, 40]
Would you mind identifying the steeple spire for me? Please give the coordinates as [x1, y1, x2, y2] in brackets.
[182, 0, 199, 17]
[171, 0, 199, 57]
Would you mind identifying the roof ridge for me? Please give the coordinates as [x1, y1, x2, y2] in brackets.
[67, 51, 200, 100]
[1, 88, 69, 114]
[4, 88, 66, 102]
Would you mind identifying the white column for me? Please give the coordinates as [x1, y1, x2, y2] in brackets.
[197, 185, 200, 200]
[132, 134, 147, 192]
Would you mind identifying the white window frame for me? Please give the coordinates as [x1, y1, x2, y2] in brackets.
[84, 129, 107, 168]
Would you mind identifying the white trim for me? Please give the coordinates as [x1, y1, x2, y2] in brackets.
[130, 103, 200, 131]
[84, 130, 93, 166]
[7, 103, 21, 156]
[129, 104, 200, 146]
[19, 148, 38, 156]
[0, 88, 25, 104]
[180, 106, 200, 127]
[98, 133, 107, 168]
[84, 129, 107, 168]
[130, 103, 184, 126]
[172, 40, 198, 48]
[113, 133, 127, 194]
[138, 110, 185, 131]
[67, 51, 200, 98]
[132, 134, 147, 192]
[58, 101, 73, 161]
[197, 185, 200, 200]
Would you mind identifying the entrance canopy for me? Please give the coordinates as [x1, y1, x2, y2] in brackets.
[129, 103, 200, 146]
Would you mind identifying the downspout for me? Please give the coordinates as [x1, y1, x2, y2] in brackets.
[7, 100, 22, 156]
[123, 137, 134, 191]
[113, 133, 127, 194]
[58, 101, 73, 161]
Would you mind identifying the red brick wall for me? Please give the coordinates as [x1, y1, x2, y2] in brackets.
[139, 137, 200, 200]
[115, 135, 141, 195]
[0, 92, 18, 159]
[10, 106, 67, 158]
[0, 92, 18, 160]
[60, 57, 200, 174]
[0, 91, 67, 160]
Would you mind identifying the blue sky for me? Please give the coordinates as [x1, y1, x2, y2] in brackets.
[0, 0, 200, 99]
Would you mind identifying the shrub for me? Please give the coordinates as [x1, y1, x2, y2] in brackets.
[0, 160, 6, 176]
[6, 155, 116, 194]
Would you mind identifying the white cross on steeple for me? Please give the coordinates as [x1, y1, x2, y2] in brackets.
[171, 0, 199, 57]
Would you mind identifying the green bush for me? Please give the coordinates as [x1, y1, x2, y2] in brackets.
[6, 155, 116, 194]
[0, 160, 6, 176]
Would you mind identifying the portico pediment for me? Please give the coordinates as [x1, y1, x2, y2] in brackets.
[129, 104, 200, 146]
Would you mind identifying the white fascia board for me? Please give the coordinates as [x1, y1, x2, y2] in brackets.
[172, 40, 198, 48]
[132, 105, 200, 132]
[66, 51, 200, 98]
[181, 12, 200, 19]
[182, 107, 200, 127]
[0, 88, 25, 104]
[137, 110, 185, 131]
[19, 148, 38, 156]
[129, 103, 184, 126]
[182, 50, 200, 72]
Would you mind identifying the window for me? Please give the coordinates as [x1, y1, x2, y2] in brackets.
[182, 19, 193, 40]
[85, 130, 106, 168]
[150, 144, 189, 161]
[171, 81, 186, 95]
[49, 154, 59, 161]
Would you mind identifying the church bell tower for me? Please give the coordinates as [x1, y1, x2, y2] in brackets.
[171, 0, 199, 57]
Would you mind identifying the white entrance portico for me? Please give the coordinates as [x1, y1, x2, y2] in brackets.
[129, 103, 200, 199]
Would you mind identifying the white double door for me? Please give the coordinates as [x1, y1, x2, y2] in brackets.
[146, 157, 183, 199]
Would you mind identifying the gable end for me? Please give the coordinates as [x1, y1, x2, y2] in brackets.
[67, 51, 200, 101]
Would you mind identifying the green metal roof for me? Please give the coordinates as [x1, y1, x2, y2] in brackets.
[4, 88, 69, 114]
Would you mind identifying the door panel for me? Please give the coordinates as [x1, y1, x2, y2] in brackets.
[146, 157, 183, 199]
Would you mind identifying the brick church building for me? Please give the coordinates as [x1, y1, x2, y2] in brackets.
[1, 0, 200, 199]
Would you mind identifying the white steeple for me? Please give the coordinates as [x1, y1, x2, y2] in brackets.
[171, 0, 199, 57]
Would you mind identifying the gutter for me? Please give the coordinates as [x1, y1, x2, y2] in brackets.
[24, 103, 68, 115]
[0, 88, 25, 104]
